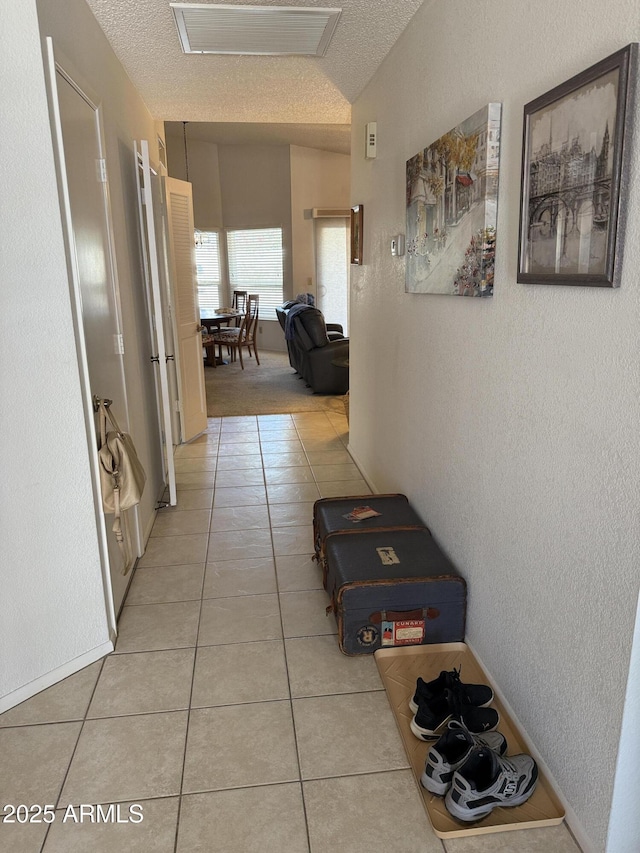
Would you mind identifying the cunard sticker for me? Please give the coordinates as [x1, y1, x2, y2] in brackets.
[381, 619, 425, 646]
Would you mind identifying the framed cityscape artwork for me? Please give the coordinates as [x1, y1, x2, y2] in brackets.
[405, 103, 501, 296]
[518, 43, 638, 286]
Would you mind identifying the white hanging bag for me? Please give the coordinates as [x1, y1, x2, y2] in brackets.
[97, 401, 146, 574]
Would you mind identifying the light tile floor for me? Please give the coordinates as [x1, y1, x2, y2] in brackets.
[0, 412, 582, 852]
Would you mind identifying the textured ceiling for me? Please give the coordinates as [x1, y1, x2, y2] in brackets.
[85, 0, 426, 124]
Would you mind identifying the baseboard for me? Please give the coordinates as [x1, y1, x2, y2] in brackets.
[465, 639, 594, 853]
[345, 443, 379, 494]
[112, 483, 162, 623]
[143, 483, 164, 546]
[135, 480, 164, 558]
[0, 640, 113, 715]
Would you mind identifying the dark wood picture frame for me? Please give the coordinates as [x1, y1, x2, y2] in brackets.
[517, 43, 637, 287]
[350, 204, 363, 265]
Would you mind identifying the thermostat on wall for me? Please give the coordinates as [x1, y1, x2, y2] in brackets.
[365, 122, 377, 159]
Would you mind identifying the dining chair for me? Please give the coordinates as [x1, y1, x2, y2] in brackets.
[232, 290, 248, 312]
[210, 294, 259, 369]
[231, 290, 248, 326]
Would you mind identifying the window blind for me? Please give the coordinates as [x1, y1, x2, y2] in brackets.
[195, 231, 222, 310]
[226, 227, 284, 314]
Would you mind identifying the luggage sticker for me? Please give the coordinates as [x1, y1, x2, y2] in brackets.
[343, 506, 383, 523]
[376, 546, 400, 565]
[381, 619, 425, 646]
[356, 625, 379, 647]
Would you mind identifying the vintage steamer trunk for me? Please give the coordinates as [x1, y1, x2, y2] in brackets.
[313, 494, 426, 587]
[324, 527, 466, 655]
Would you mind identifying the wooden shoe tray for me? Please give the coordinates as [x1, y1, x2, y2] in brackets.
[374, 642, 565, 838]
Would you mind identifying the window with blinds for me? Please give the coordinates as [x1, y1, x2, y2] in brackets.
[195, 231, 222, 310]
[226, 227, 284, 314]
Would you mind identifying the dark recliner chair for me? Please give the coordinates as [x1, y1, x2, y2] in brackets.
[275, 302, 349, 395]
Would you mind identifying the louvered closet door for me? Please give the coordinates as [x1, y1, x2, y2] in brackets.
[163, 177, 207, 442]
[135, 140, 177, 504]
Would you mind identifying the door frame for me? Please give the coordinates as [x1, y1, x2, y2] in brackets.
[44, 38, 131, 636]
[163, 176, 208, 443]
[314, 213, 350, 334]
[134, 140, 177, 504]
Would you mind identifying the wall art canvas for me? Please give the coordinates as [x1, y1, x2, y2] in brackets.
[405, 103, 501, 296]
[518, 43, 637, 286]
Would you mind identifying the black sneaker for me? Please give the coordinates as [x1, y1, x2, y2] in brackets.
[410, 688, 499, 740]
[421, 720, 508, 796]
[445, 746, 538, 822]
[409, 667, 494, 714]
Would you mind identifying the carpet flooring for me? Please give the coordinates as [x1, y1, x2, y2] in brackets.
[204, 349, 348, 417]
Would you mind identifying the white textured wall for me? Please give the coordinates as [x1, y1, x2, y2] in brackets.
[0, 0, 110, 704]
[167, 136, 224, 230]
[290, 146, 351, 294]
[349, 2, 640, 850]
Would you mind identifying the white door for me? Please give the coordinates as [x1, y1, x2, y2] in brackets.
[46, 41, 140, 616]
[164, 177, 208, 442]
[156, 179, 186, 446]
[135, 140, 177, 505]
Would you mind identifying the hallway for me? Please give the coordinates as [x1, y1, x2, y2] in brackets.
[1, 411, 580, 852]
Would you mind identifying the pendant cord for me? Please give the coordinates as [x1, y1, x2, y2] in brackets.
[182, 121, 189, 182]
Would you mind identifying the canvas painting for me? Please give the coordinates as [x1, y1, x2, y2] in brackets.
[405, 103, 501, 296]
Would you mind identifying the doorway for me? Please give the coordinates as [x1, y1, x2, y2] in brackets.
[48, 45, 139, 615]
[315, 216, 349, 334]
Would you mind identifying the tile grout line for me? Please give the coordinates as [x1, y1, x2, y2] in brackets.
[289, 411, 358, 847]
[172, 419, 221, 853]
[259, 418, 277, 541]
[207, 409, 312, 849]
[162, 765, 417, 797]
[38, 654, 108, 852]
[262, 413, 314, 853]
[173, 415, 299, 846]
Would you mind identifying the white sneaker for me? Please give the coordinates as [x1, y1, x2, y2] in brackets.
[421, 720, 507, 796]
[444, 745, 538, 822]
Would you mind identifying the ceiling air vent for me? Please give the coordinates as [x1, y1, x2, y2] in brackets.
[170, 3, 342, 56]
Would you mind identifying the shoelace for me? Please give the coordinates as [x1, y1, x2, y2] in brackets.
[443, 668, 483, 707]
[492, 755, 523, 797]
[447, 719, 488, 747]
[447, 718, 471, 735]
[498, 756, 520, 776]
[442, 667, 463, 689]
[453, 750, 521, 796]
